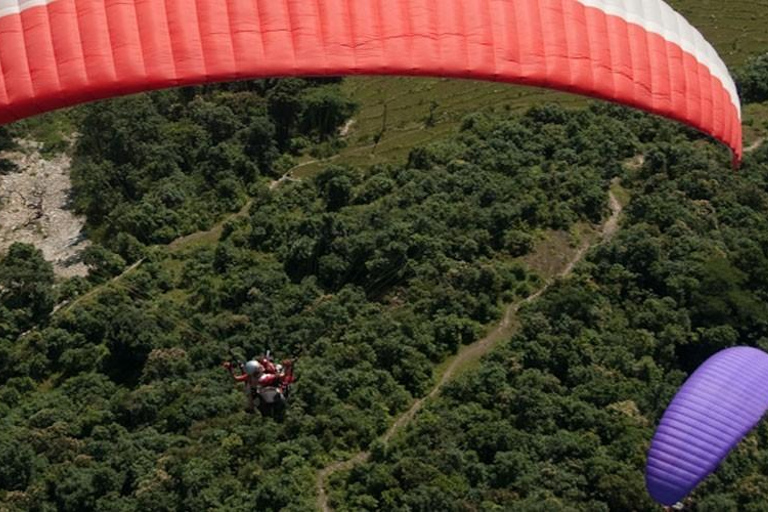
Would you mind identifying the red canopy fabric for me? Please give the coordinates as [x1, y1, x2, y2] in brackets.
[0, 0, 742, 162]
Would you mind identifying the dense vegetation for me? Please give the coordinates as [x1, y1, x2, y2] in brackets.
[331, 121, 768, 512]
[0, 84, 658, 511]
[1, 48, 767, 512]
[737, 53, 768, 104]
[70, 79, 356, 248]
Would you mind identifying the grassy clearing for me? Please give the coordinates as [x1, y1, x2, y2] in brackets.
[299, 80, 586, 175]
[744, 103, 768, 145]
[670, 0, 768, 66]
[611, 181, 632, 210]
[167, 199, 253, 253]
[11, 110, 77, 156]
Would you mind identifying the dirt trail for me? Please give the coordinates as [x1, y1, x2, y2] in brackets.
[339, 119, 356, 138]
[316, 189, 624, 512]
[53, 258, 146, 315]
[745, 137, 765, 154]
[50, 169, 298, 317]
[269, 172, 300, 190]
[168, 199, 253, 251]
[168, 168, 302, 251]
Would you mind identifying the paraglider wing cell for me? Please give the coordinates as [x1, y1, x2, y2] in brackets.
[0, 0, 742, 162]
[646, 347, 768, 505]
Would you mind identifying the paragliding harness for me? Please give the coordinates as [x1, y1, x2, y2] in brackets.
[255, 350, 295, 407]
[227, 350, 296, 417]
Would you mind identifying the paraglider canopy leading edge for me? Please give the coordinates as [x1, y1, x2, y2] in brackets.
[0, 0, 742, 163]
[646, 347, 768, 506]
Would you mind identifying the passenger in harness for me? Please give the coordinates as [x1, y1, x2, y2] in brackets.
[223, 353, 296, 415]
[223, 359, 265, 413]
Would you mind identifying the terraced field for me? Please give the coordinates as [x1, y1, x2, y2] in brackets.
[671, 0, 768, 65]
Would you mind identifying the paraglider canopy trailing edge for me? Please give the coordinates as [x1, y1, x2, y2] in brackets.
[0, 0, 742, 164]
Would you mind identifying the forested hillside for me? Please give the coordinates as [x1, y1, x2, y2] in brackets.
[315, 0, 768, 175]
[0, 81, 664, 511]
[324, 55, 768, 512]
[332, 127, 768, 512]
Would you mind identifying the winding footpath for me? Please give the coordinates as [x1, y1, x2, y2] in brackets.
[52, 258, 146, 315]
[316, 188, 624, 512]
[745, 137, 766, 154]
[44, 169, 301, 323]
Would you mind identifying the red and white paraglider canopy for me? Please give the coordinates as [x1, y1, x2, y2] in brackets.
[0, 0, 742, 162]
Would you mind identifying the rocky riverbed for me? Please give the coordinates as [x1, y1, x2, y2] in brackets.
[0, 140, 89, 278]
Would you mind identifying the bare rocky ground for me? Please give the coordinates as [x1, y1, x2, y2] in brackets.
[0, 140, 89, 278]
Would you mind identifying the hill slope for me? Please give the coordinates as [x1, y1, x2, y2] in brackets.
[284, 0, 768, 176]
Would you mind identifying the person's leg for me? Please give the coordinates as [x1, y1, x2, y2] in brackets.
[245, 386, 255, 413]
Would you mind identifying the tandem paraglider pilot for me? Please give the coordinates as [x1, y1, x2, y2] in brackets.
[223, 355, 295, 415]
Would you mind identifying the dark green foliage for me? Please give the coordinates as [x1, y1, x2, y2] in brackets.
[737, 53, 768, 103]
[334, 113, 768, 511]
[0, 243, 55, 334]
[71, 80, 355, 248]
[0, 431, 34, 491]
[299, 84, 358, 140]
[1, 98, 612, 510]
[83, 245, 127, 283]
[4, 80, 764, 512]
[0, 126, 14, 152]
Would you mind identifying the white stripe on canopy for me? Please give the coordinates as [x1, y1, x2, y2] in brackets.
[577, 0, 739, 114]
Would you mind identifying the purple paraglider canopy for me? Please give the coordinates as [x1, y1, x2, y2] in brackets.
[646, 347, 768, 505]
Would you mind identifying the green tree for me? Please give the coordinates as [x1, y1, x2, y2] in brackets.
[737, 53, 768, 103]
[0, 432, 35, 491]
[0, 243, 55, 330]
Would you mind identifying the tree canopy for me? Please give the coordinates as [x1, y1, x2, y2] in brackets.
[1, 69, 767, 512]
